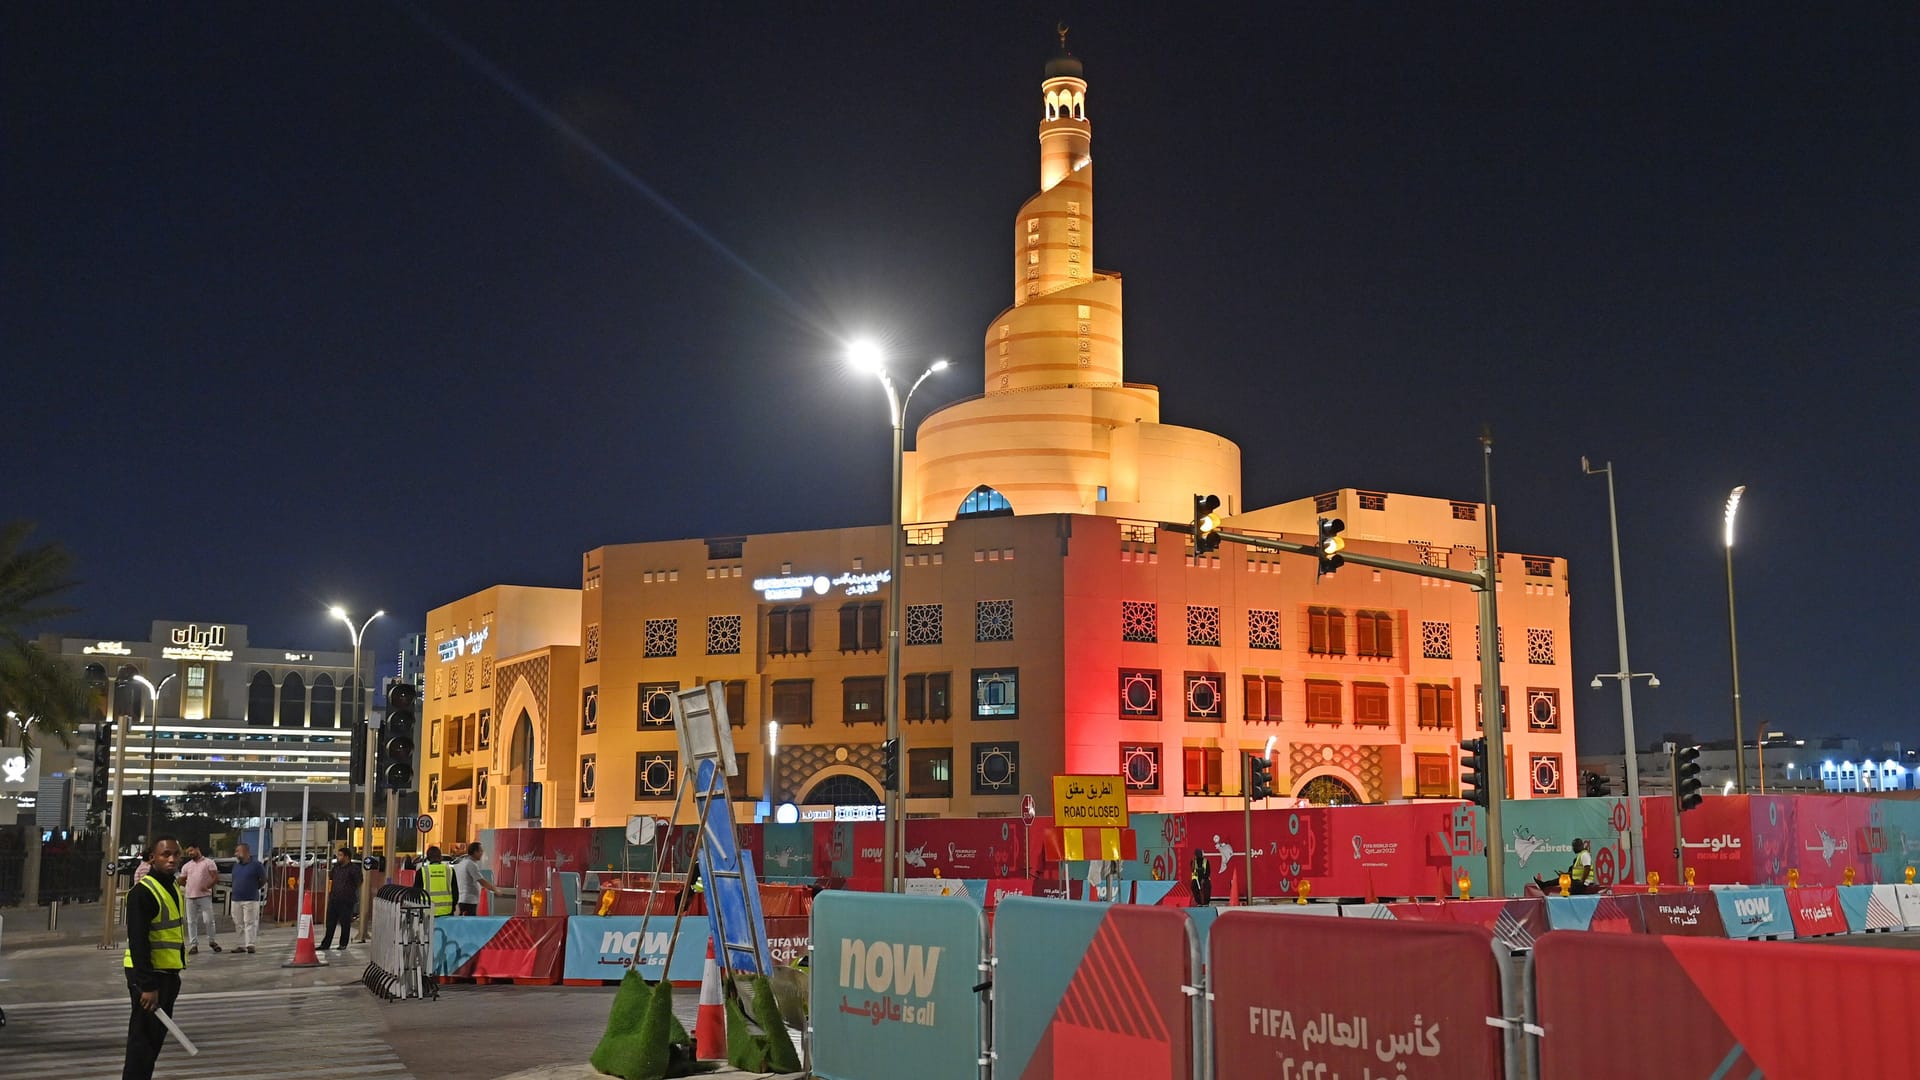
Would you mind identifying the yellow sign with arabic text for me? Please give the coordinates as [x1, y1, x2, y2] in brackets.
[1053, 774, 1129, 827]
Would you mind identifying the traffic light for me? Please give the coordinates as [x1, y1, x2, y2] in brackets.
[1192, 493, 1223, 555]
[88, 721, 113, 825]
[1583, 771, 1613, 798]
[880, 738, 900, 792]
[1246, 752, 1274, 802]
[380, 683, 418, 790]
[1676, 745, 1703, 811]
[1460, 738, 1490, 808]
[1316, 517, 1346, 578]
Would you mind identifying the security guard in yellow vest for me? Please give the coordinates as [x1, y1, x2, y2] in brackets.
[123, 835, 186, 1080]
[421, 845, 457, 917]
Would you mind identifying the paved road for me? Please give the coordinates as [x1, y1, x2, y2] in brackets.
[0, 923, 705, 1079]
[7, 984, 409, 1079]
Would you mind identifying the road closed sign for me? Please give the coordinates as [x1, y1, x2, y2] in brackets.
[1053, 774, 1128, 827]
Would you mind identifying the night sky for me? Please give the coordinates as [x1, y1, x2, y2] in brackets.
[6, 6, 1915, 753]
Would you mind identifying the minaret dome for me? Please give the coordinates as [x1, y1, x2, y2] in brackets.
[1038, 24, 1090, 192]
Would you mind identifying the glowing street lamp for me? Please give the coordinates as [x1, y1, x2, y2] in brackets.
[330, 605, 384, 939]
[1723, 485, 1748, 793]
[848, 338, 947, 893]
[129, 672, 178, 845]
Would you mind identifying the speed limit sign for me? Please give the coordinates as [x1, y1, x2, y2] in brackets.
[415, 814, 434, 833]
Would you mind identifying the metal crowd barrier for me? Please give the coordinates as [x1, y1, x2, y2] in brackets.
[364, 881, 436, 1001]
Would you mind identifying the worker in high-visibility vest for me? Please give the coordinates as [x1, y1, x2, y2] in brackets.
[123, 835, 187, 1080]
[420, 845, 457, 917]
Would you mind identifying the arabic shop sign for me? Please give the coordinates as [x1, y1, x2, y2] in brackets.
[751, 569, 892, 602]
[437, 626, 490, 662]
[1053, 773, 1129, 826]
[83, 641, 132, 656]
[161, 624, 234, 662]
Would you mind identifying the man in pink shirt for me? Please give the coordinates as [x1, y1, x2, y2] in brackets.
[178, 844, 222, 955]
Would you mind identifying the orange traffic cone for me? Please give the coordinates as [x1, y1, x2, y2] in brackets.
[282, 890, 325, 968]
[695, 938, 726, 1060]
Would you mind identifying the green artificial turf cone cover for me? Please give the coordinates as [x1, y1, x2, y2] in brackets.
[724, 989, 769, 1073]
[751, 973, 803, 1072]
[590, 971, 702, 1080]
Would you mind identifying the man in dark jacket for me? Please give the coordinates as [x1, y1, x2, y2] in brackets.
[124, 835, 185, 1080]
[318, 847, 363, 950]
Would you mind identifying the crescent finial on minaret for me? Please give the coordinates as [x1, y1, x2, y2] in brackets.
[1057, 21, 1070, 52]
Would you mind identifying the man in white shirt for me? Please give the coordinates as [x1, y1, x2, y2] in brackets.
[451, 841, 514, 915]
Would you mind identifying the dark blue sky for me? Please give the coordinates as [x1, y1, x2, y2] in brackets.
[5, 5, 1915, 752]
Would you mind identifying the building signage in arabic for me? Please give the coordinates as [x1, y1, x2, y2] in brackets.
[751, 570, 892, 602]
[161, 624, 234, 661]
[437, 626, 490, 662]
[83, 641, 132, 656]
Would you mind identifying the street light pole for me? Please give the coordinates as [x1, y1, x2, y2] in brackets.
[1723, 486, 1747, 794]
[1582, 458, 1649, 881]
[130, 673, 177, 849]
[100, 701, 135, 947]
[850, 340, 947, 894]
[331, 606, 384, 940]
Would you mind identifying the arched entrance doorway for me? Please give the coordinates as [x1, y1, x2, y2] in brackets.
[508, 709, 535, 819]
[1298, 775, 1361, 806]
[803, 774, 881, 806]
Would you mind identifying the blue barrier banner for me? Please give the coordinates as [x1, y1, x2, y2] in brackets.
[1713, 886, 1795, 940]
[1545, 896, 1598, 930]
[1840, 885, 1906, 933]
[562, 915, 713, 982]
[432, 915, 509, 975]
[811, 892, 984, 1080]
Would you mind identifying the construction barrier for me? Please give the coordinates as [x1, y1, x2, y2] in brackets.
[1784, 886, 1850, 938]
[1896, 884, 1920, 927]
[810, 892, 987, 1080]
[991, 896, 1200, 1080]
[1535, 931, 1920, 1078]
[1542, 894, 1644, 933]
[1711, 886, 1795, 941]
[365, 880, 435, 1000]
[1841, 884, 1907, 932]
[1638, 892, 1728, 937]
[562, 914, 710, 983]
[430, 915, 567, 982]
[1210, 910, 1506, 1079]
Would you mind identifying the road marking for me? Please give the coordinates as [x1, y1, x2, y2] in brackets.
[3, 982, 413, 1079]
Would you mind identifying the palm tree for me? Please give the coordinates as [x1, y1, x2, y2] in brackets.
[0, 521, 92, 752]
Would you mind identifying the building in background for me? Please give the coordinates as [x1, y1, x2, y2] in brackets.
[38, 621, 365, 828]
[415, 43, 1577, 849]
[1580, 736, 1917, 796]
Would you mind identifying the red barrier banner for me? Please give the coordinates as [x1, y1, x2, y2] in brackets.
[1441, 898, 1548, 951]
[466, 915, 569, 980]
[1536, 931, 1920, 1078]
[1211, 912, 1503, 1079]
[764, 915, 809, 966]
[1638, 893, 1727, 937]
[903, 817, 1029, 878]
[1787, 886, 1849, 937]
[1786, 796, 1871, 886]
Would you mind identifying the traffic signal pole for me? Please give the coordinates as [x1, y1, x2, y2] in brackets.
[1166, 524, 1508, 896]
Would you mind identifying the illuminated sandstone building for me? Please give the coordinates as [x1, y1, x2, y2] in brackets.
[419, 41, 1575, 848]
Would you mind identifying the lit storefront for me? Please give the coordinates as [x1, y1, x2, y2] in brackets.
[39, 621, 364, 824]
